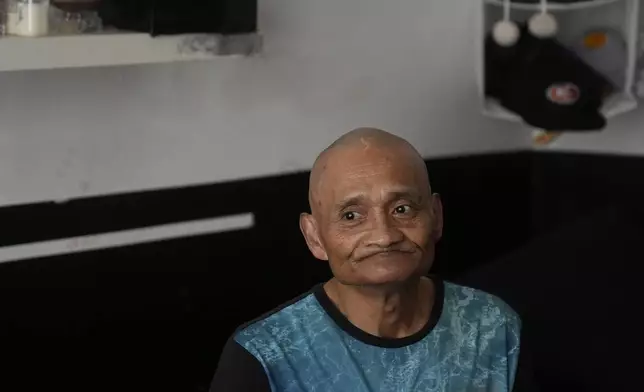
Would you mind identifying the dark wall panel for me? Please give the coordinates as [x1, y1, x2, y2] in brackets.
[7, 150, 644, 392]
[530, 152, 644, 236]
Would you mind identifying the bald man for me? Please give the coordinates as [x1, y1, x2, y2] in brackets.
[211, 129, 532, 392]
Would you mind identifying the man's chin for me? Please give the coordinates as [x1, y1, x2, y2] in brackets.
[356, 262, 422, 286]
[337, 266, 429, 288]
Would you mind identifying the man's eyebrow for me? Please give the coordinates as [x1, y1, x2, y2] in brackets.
[388, 190, 422, 204]
[334, 189, 423, 211]
[335, 195, 367, 212]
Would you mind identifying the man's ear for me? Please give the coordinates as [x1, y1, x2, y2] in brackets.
[431, 194, 444, 241]
[299, 213, 329, 261]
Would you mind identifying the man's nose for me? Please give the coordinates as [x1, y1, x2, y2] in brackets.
[367, 214, 404, 248]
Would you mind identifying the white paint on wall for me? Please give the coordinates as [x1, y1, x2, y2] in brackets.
[0, 213, 254, 264]
[0, 0, 528, 208]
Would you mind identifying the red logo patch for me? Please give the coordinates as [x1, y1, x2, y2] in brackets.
[546, 83, 580, 105]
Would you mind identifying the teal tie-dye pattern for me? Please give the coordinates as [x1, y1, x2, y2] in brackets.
[235, 282, 521, 392]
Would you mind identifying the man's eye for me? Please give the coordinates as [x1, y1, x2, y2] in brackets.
[342, 211, 360, 221]
[394, 205, 412, 215]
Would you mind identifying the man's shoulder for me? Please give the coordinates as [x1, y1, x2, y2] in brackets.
[231, 286, 325, 350]
[442, 280, 521, 327]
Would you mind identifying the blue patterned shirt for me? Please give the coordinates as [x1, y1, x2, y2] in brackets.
[212, 279, 522, 392]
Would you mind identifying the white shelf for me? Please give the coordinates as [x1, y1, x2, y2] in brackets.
[0, 32, 262, 72]
[600, 92, 638, 117]
[485, 0, 621, 11]
[483, 93, 638, 122]
[482, 100, 522, 122]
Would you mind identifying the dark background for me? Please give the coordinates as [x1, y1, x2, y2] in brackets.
[1, 151, 642, 392]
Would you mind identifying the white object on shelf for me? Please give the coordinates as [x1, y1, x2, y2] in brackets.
[0, 32, 262, 72]
[7, 0, 49, 37]
[485, 0, 621, 11]
[478, 0, 640, 123]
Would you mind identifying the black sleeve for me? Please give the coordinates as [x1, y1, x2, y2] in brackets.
[210, 337, 271, 392]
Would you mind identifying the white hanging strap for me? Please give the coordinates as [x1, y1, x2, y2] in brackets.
[504, 0, 512, 21]
[540, 0, 548, 14]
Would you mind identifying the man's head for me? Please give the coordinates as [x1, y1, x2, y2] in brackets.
[300, 128, 443, 287]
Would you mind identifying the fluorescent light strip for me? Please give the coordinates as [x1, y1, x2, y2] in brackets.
[0, 213, 254, 265]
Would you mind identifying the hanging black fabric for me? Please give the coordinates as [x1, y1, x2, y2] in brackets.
[98, 0, 257, 36]
[485, 24, 613, 131]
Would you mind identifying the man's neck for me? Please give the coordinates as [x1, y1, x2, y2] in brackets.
[324, 276, 434, 339]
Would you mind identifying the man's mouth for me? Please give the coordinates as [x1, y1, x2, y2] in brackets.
[355, 249, 414, 262]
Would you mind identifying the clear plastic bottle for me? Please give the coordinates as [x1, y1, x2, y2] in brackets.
[6, 0, 50, 37]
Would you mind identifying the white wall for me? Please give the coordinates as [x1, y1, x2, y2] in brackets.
[0, 0, 527, 208]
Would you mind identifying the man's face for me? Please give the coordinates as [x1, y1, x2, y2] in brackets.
[301, 145, 443, 287]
